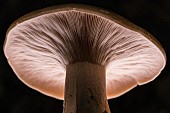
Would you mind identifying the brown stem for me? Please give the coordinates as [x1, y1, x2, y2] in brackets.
[63, 62, 111, 113]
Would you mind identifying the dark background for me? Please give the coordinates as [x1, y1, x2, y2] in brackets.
[0, 0, 169, 113]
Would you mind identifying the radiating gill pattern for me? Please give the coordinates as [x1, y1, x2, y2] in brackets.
[6, 11, 163, 66]
[5, 10, 165, 99]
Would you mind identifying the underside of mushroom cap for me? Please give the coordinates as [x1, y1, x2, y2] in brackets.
[4, 4, 166, 100]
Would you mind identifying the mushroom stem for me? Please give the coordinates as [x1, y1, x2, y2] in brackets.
[64, 62, 110, 113]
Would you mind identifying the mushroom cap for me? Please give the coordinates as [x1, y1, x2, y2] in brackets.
[4, 4, 166, 100]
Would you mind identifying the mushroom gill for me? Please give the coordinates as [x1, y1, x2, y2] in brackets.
[4, 10, 165, 99]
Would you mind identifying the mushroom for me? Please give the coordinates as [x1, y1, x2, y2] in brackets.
[4, 4, 166, 113]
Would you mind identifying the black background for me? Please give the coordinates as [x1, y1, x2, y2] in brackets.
[0, 0, 169, 113]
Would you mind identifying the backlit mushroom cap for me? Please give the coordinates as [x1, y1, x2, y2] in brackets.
[4, 4, 166, 100]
